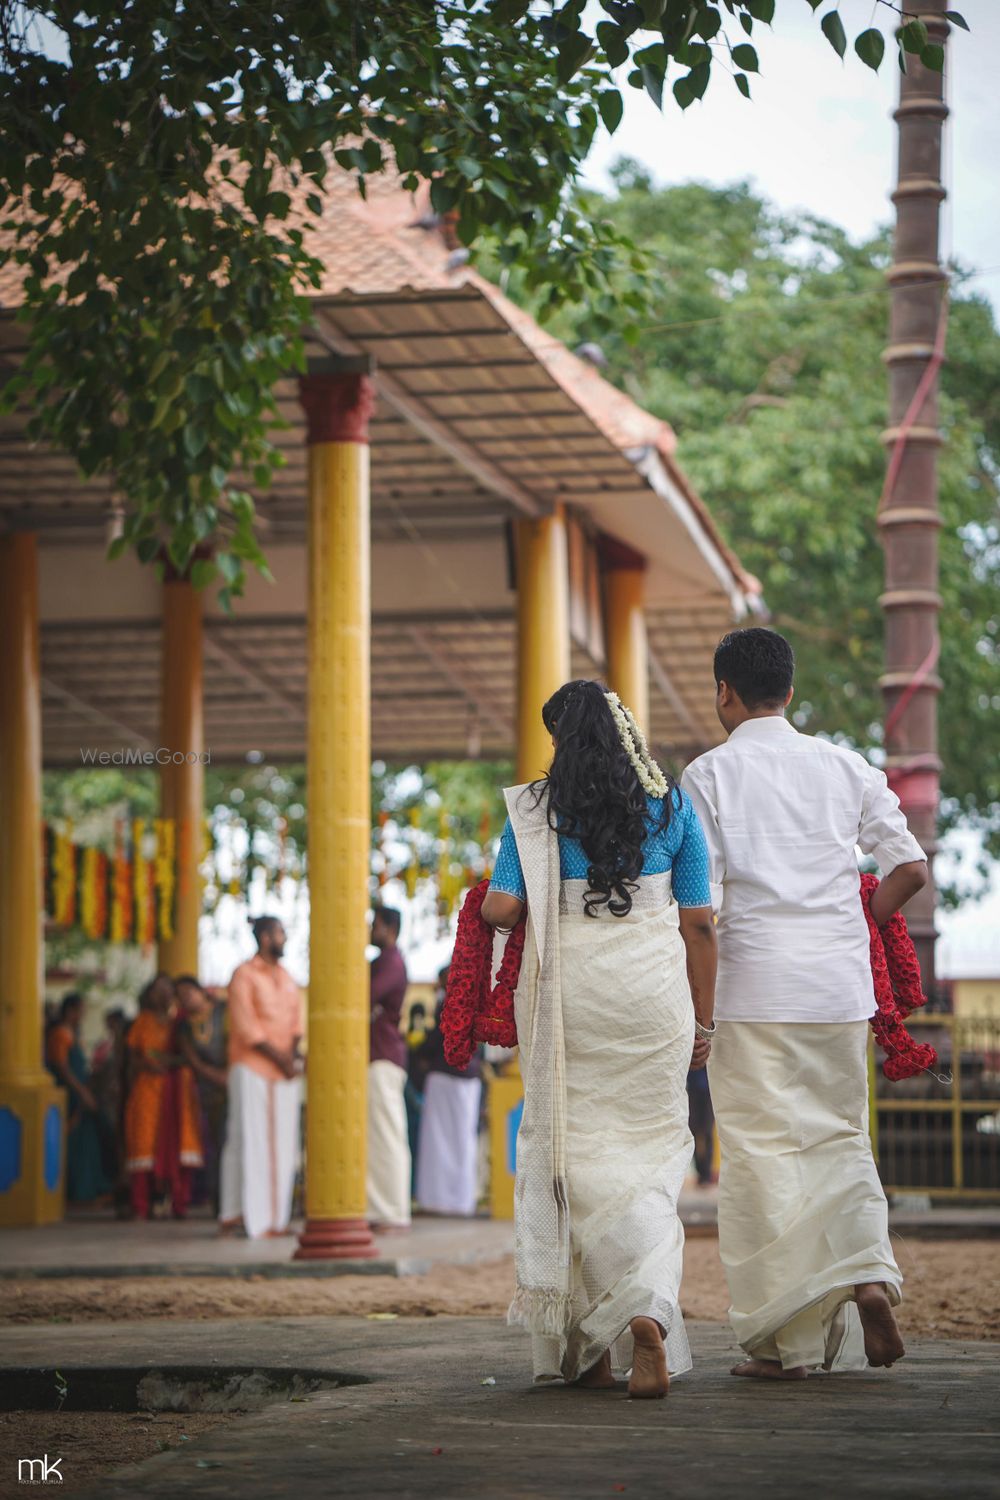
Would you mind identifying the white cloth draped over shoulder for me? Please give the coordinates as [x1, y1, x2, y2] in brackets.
[503, 783, 695, 1383]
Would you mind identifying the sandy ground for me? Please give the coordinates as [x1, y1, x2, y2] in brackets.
[2, 1237, 998, 1341]
[0, 1412, 235, 1498]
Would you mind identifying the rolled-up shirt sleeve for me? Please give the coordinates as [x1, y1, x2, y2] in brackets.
[228, 969, 266, 1050]
[858, 764, 926, 873]
[489, 817, 527, 902]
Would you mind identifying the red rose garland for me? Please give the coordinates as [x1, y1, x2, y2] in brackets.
[860, 873, 938, 1081]
[441, 879, 524, 1069]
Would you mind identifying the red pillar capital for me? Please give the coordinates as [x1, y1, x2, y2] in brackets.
[299, 372, 376, 446]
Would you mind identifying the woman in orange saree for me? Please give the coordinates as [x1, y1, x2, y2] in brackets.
[123, 974, 175, 1219]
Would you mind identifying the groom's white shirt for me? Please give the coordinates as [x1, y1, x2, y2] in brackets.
[680, 716, 925, 1023]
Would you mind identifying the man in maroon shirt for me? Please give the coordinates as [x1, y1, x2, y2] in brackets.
[366, 907, 412, 1228]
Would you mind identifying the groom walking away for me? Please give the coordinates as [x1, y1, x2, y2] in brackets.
[682, 628, 928, 1381]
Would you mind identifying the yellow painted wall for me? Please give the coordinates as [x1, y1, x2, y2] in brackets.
[952, 978, 1000, 1021]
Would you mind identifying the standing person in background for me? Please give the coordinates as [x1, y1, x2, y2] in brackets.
[367, 906, 411, 1230]
[46, 992, 110, 1204]
[156, 979, 205, 1219]
[175, 976, 229, 1214]
[414, 978, 483, 1217]
[123, 975, 176, 1219]
[682, 627, 928, 1380]
[219, 917, 304, 1239]
[91, 1008, 129, 1213]
[404, 1000, 430, 1193]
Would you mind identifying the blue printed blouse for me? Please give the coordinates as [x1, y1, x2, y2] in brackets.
[489, 787, 712, 909]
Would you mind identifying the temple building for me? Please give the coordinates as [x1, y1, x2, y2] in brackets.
[0, 169, 758, 1242]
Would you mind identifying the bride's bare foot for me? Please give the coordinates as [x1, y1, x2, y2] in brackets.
[855, 1282, 906, 1368]
[731, 1359, 808, 1380]
[628, 1317, 669, 1399]
[574, 1350, 617, 1390]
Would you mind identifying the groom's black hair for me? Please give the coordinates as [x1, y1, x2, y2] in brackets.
[714, 628, 795, 710]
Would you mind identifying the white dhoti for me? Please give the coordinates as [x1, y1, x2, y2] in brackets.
[218, 1062, 302, 1240]
[416, 1072, 483, 1216]
[709, 1019, 901, 1371]
[366, 1059, 412, 1227]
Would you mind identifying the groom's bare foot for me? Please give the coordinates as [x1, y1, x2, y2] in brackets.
[628, 1317, 669, 1399]
[574, 1350, 617, 1389]
[731, 1359, 808, 1380]
[855, 1282, 906, 1368]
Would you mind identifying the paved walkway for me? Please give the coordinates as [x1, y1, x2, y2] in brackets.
[2, 1315, 997, 1498]
[0, 1213, 515, 1279]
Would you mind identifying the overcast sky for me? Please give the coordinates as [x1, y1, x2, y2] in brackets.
[581, 0, 1000, 316]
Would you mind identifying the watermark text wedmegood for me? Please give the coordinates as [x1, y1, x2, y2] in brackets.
[79, 748, 211, 766]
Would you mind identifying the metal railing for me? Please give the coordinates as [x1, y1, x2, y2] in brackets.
[870, 1014, 1000, 1200]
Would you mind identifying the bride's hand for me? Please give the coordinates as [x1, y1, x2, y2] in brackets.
[690, 1036, 712, 1071]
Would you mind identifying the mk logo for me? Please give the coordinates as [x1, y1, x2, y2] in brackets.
[18, 1456, 64, 1484]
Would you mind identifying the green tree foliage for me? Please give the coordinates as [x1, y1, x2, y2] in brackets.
[512, 168, 999, 895]
[0, 1, 962, 600]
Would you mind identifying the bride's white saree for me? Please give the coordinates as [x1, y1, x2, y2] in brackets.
[503, 783, 695, 1383]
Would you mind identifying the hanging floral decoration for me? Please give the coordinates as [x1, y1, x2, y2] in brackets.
[440, 880, 524, 1068]
[860, 873, 938, 1081]
[154, 817, 176, 943]
[109, 822, 133, 944]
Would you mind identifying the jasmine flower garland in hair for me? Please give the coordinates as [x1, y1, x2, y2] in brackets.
[604, 691, 669, 798]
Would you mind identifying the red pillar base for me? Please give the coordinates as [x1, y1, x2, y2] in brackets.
[293, 1217, 380, 1261]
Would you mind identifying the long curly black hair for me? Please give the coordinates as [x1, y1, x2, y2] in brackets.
[526, 679, 677, 918]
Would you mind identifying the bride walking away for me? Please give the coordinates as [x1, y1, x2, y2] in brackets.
[482, 680, 717, 1398]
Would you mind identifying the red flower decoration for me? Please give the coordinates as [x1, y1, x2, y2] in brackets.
[441, 880, 524, 1069]
[860, 873, 938, 1081]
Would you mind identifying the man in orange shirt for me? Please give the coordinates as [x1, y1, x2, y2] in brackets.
[219, 916, 304, 1239]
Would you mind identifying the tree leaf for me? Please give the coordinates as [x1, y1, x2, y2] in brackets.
[820, 11, 847, 60]
[191, 558, 217, 589]
[901, 18, 929, 54]
[640, 61, 665, 110]
[945, 11, 969, 31]
[854, 28, 885, 72]
[556, 31, 594, 84]
[731, 44, 759, 73]
[747, 0, 775, 20]
[734, 72, 751, 98]
[596, 21, 629, 67]
[598, 89, 624, 135]
[921, 43, 945, 72]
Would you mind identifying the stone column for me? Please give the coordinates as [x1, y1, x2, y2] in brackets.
[157, 574, 204, 977]
[880, 2, 950, 985]
[515, 508, 571, 785]
[0, 533, 65, 1225]
[600, 535, 650, 734]
[295, 359, 379, 1260]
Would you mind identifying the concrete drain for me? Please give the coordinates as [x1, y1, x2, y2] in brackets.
[0, 1365, 367, 1414]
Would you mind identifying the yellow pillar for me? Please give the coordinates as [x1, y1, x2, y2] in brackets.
[515, 509, 571, 784]
[295, 364, 379, 1260]
[157, 576, 204, 976]
[601, 539, 650, 735]
[0, 533, 65, 1225]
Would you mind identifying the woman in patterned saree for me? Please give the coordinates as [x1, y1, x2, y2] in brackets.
[482, 679, 717, 1399]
